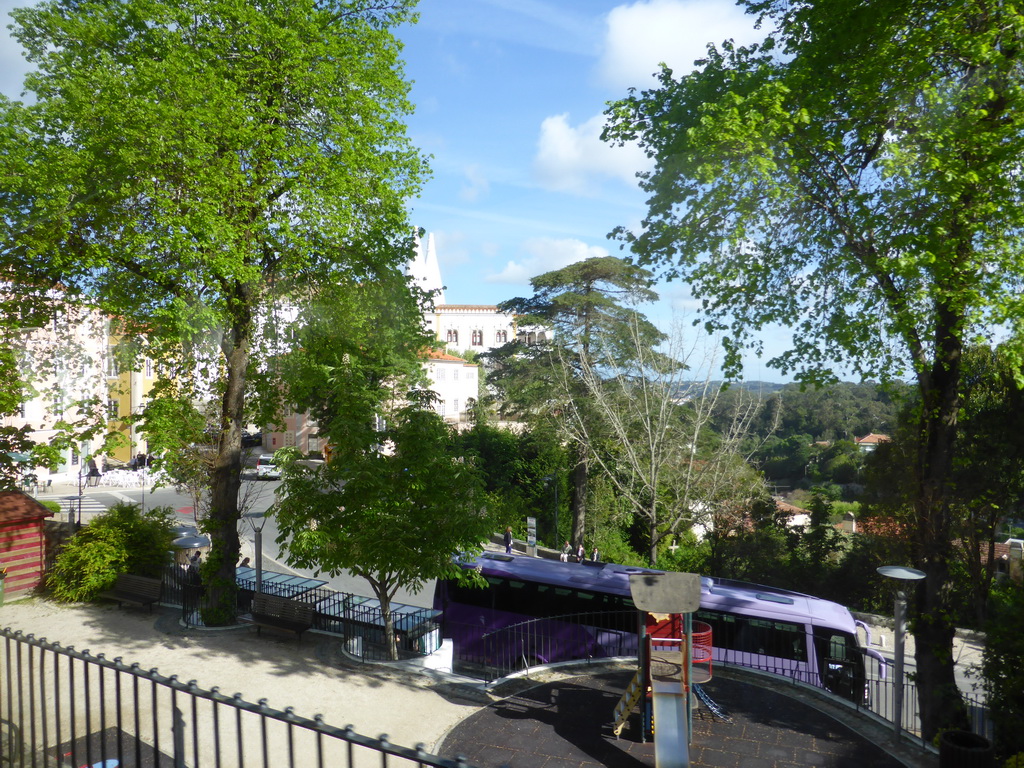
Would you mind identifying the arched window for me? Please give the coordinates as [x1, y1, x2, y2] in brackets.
[495, 330, 507, 344]
[446, 329, 458, 344]
[472, 329, 483, 346]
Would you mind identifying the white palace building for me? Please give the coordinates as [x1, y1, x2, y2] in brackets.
[406, 232, 549, 355]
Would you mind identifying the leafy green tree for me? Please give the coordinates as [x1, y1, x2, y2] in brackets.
[563, 321, 767, 565]
[274, 398, 493, 659]
[983, 582, 1024, 760]
[605, 0, 1024, 736]
[1, 0, 426, 623]
[283, 273, 432, 459]
[48, 502, 175, 602]
[453, 422, 567, 545]
[866, 345, 1024, 627]
[0, 345, 36, 490]
[486, 256, 663, 553]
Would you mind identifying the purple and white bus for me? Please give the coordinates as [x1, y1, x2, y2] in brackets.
[435, 552, 879, 701]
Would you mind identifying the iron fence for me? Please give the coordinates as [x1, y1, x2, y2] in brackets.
[0, 628, 474, 768]
[447, 611, 992, 745]
[444, 611, 640, 683]
[160, 567, 441, 663]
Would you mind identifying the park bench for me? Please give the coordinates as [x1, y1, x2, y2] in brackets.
[244, 593, 315, 641]
[97, 574, 163, 612]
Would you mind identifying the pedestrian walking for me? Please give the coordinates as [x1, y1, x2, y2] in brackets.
[504, 526, 513, 554]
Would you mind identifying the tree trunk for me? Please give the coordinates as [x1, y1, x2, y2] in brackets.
[569, 448, 587, 551]
[912, 305, 969, 739]
[202, 312, 250, 625]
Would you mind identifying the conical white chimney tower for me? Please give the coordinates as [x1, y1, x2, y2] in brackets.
[406, 231, 446, 305]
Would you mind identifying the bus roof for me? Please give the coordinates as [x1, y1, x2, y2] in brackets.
[459, 552, 856, 634]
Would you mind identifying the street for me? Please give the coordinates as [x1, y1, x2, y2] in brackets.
[48, 473, 434, 608]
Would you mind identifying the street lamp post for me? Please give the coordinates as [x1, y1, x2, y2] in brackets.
[76, 464, 85, 527]
[877, 565, 926, 738]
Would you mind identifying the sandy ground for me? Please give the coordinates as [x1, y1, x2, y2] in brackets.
[0, 595, 490, 759]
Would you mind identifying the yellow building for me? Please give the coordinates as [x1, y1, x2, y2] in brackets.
[105, 336, 159, 465]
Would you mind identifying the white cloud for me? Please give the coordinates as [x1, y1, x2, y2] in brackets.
[598, 0, 764, 92]
[533, 112, 650, 194]
[486, 237, 610, 284]
[459, 163, 490, 202]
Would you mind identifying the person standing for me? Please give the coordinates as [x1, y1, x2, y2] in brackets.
[591, 547, 599, 562]
[503, 526, 513, 554]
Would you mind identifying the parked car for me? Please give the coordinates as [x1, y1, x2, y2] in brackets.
[255, 454, 280, 480]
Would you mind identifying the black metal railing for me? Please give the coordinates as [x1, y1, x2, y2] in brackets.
[444, 610, 640, 683]
[0, 629, 474, 768]
[444, 611, 991, 746]
[160, 566, 442, 663]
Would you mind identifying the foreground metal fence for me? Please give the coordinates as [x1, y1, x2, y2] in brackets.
[1, 629, 472, 768]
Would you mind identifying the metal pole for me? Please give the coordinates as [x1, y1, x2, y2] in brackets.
[77, 467, 84, 526]
[892, 589, 906, 737]
[684, 613, 693, 744]
[255, 527, 263, 594]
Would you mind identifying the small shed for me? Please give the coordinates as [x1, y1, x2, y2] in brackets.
[0, 490, 55, 599]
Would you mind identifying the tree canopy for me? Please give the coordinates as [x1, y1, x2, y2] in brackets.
[274, 399, 492, 659]
[486, 256, 664, 549]
[604, 0, 1024, 737]
[0, 0, 427, 622]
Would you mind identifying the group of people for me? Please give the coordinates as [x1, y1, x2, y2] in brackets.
[560, 541, 598, 563]
[502, 527, 598, 564]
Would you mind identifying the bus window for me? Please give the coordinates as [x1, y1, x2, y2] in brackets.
[499, 579, 532, 615]
[697, 609, 807, 661]
[813, 628, 865, 701]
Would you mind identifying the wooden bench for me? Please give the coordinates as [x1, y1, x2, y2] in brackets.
[97, 574, 163, 612]
[244, 593, 315, 640]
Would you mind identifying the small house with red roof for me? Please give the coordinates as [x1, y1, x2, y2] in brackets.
[855, 433, 890, 453]
[0, 490, 54, 599]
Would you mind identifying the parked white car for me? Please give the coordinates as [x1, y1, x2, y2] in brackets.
[255, 454, 281, 480]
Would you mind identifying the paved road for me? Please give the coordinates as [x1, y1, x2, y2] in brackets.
[42, 476, 434, 608]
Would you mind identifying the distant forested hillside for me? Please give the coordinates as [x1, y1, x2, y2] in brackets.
[710, 380, 912, 442]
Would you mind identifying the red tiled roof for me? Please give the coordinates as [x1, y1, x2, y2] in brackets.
[0, 491, 55, 523]
[424, 348, 478, 364]
[434, 304, 502, 311]
[856, 433, 890, 445]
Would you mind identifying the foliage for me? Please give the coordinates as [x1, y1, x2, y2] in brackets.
[283, 273, 432, 459]
[485, 256, 664, 551]
[560, 319, 769, 566]
[983, 583, 1024, 760]
[275, 399, 495, 659]
[723, 382, 910, 445]
[863, 345, 1024, 627]
[48, 503, 175, 603]
[604, 0, 1024, 736]
[454, 421, 567, 545]
[1, 0, 427, 622]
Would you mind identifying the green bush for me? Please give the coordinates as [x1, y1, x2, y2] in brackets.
[984, 583, 1024, 760]
[48, 503, 176, 603]
[38, 500, 62, 515]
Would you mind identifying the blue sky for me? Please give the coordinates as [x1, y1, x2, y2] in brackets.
[0, 0, 792, 380]
[398, 0, 760, 301]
